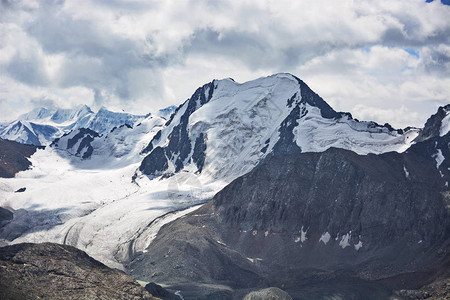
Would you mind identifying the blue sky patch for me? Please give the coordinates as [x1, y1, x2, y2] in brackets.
[426, 0, 450, 5]
[404, 48, 420, 58]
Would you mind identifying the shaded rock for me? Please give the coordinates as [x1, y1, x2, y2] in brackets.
[0, 242, 155, 300]
[0, 207, 13, 228]
[130, 130, 450, 299]
[145, 282, 180, 300]
[14, 187, 26, 193]
[51, 128, 99, 159]
[0, 138, 40, 178]
[243, 287, 292, 300]
[393, 273, 450, 300]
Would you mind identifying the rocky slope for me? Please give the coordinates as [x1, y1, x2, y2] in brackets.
[0, 138, 40, 178]
[0, 242, 156, 300]
[129, 106, 450, 299]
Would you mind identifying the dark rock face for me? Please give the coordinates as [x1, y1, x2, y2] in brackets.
[271, 103, 304, 155]
[130, 133, 450, 299]
[140, 81, 216, 175]
[51, 128, 99, 159]
[144, 282, 180, 300]
[414, 104, 450, 143]
[0, 207, 13, 229]
[0, 138, 40, 178]
[294, 76, 339, 119]
[0, 243, 155, 300]
[192, 133, 207, 172]
[140, 146, 169, 177]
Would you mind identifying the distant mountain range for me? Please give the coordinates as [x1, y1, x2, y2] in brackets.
[0, 105, 176, 146]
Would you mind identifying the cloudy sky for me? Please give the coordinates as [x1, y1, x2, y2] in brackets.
[1, 0, 449, 127]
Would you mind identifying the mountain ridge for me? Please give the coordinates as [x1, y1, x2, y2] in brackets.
[129, 116, 450, 299]
[138, 73, 420, 183]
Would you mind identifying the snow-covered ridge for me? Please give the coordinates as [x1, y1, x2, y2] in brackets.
[440, 109, 450, 137]
[51, 114, 166, 168]
[0, 105, 149, 146]
[139, 73, 420, 182]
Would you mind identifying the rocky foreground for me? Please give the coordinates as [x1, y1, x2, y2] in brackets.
[0, 243, 156, 300]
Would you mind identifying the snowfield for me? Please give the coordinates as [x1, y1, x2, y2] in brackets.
[0, 115, 223, 269]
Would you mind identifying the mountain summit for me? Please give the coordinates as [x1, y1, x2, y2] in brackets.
[139, 73, 419, 181]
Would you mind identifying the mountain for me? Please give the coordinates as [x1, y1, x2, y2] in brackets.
[0, 138, 40, 178]
[0, 105, 148, 146]
[157, 105, 177, 119]
[0, 242, 156, 300]
[414, 104, 450, 143]
[50, 114, 165, 164]
[0, 120, 60, 146]
[0, 73, 442, 293]
[129, 106, 450, 299]
[138, 73, 419, 182]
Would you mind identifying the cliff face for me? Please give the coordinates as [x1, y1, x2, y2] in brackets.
[0, 243, 155, 300]
[129, 132, 450, 299]
[0, 138, 40, 178]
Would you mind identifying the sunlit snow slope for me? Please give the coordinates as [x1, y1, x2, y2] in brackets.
[0, 105, 147, 146]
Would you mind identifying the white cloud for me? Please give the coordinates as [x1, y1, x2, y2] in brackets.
[0, 0, 449, 127]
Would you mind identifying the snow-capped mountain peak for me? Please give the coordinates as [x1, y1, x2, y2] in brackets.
[414, 104, 450, 143]
[50, 105, 93, 125]
[139, 73, 419, 182]
[0, 105, 156, 146]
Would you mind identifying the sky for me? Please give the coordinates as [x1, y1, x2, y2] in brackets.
[0, 0, 449, 128]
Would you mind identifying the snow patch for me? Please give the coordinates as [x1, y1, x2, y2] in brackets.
[293, 104, 419, 155]
[300, 226, 307, 242]
[354, 241, 363, 251]
[433, 148, 445, 169]
[339, 232, 351, 249]
[319, 232, 331, 245]
[216, 240, 227, 246]
[403, 165, 410, 179]
[440, 112, 450, 137]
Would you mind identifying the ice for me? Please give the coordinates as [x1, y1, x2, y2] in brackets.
[339, 232, 351, 249]
[354, 241, 363, 250]
[319, 232, 331, 244]
[403, 165, 410, 179]
[440, 111, 450, 137]
[300, 226, 307, 242]
[433, 148, 445, 169]
[294, 104, 419, 155]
